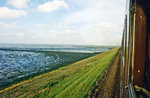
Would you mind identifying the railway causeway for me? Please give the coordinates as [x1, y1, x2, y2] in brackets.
[88, 50, 121, 98]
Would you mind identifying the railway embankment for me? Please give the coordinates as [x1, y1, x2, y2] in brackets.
[0, 47, 119, 98]
[88, 50, 120, 98]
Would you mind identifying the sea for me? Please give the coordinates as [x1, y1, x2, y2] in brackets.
[0, 43, 113, 87]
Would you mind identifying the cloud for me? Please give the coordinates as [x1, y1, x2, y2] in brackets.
[80, 23, 122, 45]
[16, 33, 24, 37]
[58, 23, 79, 34]
[0, 7, 27, 19]
[0, 0, 125, 45]
[0, 21, 30, 43]
[63, 0, 124, 25]
[0, 21, 28, 37]
[37, 0, 69, 13]
[31, 31, 85, 45]
[7, 0, 30, 9]
[35, 24, 50, 28]
[0, 22, 19, 29]
[59, 0, 125, 45]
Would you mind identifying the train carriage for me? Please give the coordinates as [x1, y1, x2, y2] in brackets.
[121, 0, 150, 98]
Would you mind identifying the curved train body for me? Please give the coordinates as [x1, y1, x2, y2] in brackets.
[121, 0, 150, 98]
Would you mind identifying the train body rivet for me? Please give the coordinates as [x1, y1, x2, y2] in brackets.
[140, 16, 143, 18]
[138, 70, 140, 72]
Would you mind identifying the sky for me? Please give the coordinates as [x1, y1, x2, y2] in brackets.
[0, 0, 125, 46]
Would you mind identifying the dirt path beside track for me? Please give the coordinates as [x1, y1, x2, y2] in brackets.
[88, 51, 121, 98]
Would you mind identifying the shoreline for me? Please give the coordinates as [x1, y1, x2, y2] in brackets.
[0, 48, 119, 97]
[0, 52, 98, 91]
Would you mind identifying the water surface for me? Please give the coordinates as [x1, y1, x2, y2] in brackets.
[0, 44, 113, 87]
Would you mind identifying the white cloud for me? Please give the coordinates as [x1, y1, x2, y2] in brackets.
[0, 0, 125, 45]
[58, 23, 79, 34]
[32, 31, 84, 45]
[0, 21, 28, 37]
[59, 0, 125, 45]
[7, 0, 30, 9]
[0, 7, 27, 19]
[0, 21, 30, 43]
[16, 33, 24, 37]
[37, 0, 69, 13]
[63, 0, 124, 25]
[80, 23, 122, 45]
[0, 22, 19, 29]
[35, 24, 50, 28]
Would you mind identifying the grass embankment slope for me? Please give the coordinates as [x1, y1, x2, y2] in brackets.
[0, 47, 119, 98]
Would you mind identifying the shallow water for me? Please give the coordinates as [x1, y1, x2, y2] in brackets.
[0, 44, 112, 86]
[0, 50, 62, 85]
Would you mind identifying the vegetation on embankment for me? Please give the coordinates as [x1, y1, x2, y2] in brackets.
[0, 47, 119, 98]
[0, 51, 97, 91]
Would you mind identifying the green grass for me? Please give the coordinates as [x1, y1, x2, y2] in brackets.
[0, 51, 97, 91]
[0, 47, 119, 98]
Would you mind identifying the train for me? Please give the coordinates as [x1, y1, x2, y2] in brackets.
[120, 0, 150, 98]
